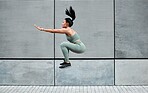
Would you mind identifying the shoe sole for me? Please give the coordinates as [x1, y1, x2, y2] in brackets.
[59, 65, 71, 69]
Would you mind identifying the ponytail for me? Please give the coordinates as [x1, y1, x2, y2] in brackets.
[65, 6, 76, 27]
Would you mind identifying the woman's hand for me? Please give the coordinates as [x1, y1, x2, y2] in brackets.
[34, 24, 44, 31]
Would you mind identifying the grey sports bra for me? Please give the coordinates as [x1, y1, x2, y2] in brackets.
[66, 33, 80, 43]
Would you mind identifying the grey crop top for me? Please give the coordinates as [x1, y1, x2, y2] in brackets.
[66, 33, 80, 43]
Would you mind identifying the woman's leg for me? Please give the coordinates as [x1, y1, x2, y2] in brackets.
[60, 42, 70, 62]
[60, 42, 84, 62]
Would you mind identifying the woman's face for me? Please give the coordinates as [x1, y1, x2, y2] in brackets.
[62, 20, 68, 28]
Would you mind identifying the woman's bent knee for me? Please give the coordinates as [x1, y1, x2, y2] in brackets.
[60, 42, 68, 48]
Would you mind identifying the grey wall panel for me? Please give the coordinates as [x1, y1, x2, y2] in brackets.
[0, 0, 54, 57]
[0, 60, 54, 85]
[55, 60, 114, 85]
[55, 0, 114, 58]
[115, 60, 148, 85]
[115, 0, 148, 58]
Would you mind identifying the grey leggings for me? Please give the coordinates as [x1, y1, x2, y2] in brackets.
[60, 41, 86, 62]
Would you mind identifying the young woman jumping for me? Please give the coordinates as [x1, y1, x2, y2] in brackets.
[34, 6, 86, 68]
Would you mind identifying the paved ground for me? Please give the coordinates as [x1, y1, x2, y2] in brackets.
[0, 86, 148, 93]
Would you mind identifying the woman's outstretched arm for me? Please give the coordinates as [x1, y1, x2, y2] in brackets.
[34, 24, 68, 34]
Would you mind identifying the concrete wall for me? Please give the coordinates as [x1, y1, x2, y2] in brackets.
[0, 60, 54, 85]
[0, 0, 148, 85]
[55, 0, 114, 58]
[55, 60, 114, 85]
[115, 60, 148, 85]
[0, 0, 113, 58]
[0, 60, 114, 85]
[0, 0, 54, 57]
[115, 0, 148, 58]
[1, 59, 148, 86]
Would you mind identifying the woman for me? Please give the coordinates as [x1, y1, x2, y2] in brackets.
[34, 6, 86, 68]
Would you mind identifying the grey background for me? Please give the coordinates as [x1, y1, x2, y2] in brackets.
[115, 0, 148, 58]
[55, 60, 114, 85]
[0, 0, 114, 58]
[55, 0, 114, 58]
[115, 60, 148, 85]
[0, 0, 54, 57]
[0, 0, 148, 86]
[1, 59, 148, 85]
[0, 60, 54, 85]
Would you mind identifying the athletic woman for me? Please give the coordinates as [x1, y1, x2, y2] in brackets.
[34, 6, 86, 68]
